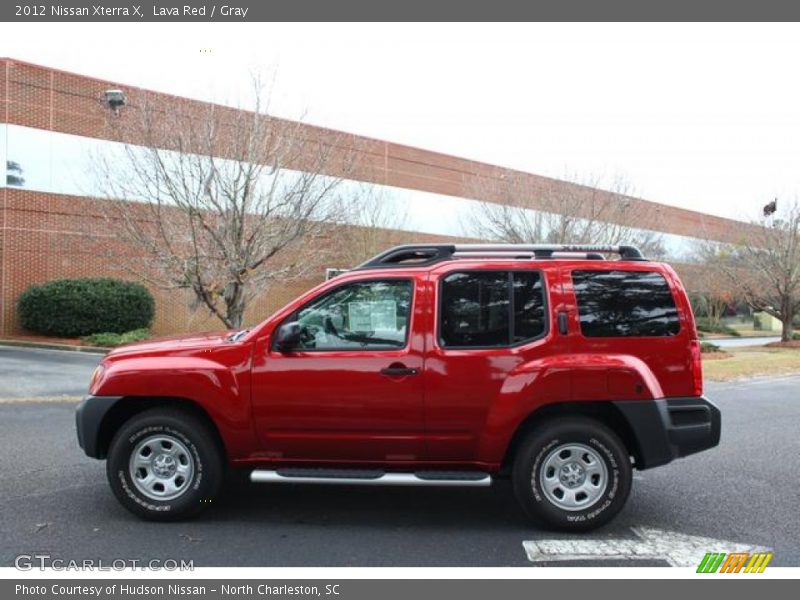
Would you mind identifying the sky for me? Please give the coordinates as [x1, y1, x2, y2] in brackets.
[2, 22, 799, 222]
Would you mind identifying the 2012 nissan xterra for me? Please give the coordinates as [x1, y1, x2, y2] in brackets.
[76, 243, 721, 531]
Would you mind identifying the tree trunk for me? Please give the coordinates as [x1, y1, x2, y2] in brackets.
[225, 284, 246, 330]
[782, 317, 794, 343]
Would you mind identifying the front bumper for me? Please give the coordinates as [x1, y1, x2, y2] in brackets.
[613, 396, 721, 469]
[75, 395, 123, 459]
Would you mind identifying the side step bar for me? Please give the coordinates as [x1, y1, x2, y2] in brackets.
[250, 469, 492, 487]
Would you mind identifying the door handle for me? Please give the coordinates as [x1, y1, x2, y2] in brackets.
[380, 365, 419, 377]
[557, 311, 569, 335]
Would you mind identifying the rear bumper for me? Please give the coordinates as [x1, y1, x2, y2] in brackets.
[75, 395, 123, 459]
[613, 396, 721, 469]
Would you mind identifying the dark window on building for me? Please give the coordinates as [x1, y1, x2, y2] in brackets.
[440, 271, 547, 348]
[571, 270, 680, 337]
[6, 160, 25, 187]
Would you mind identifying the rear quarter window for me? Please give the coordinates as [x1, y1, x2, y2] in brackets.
[571, 270, 680, 337]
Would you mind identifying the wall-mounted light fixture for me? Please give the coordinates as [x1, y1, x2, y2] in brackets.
[104, 89, 126, 115]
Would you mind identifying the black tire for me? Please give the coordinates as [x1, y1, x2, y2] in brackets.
[106, 408, 224, 521]
[512, 417, 632, 532]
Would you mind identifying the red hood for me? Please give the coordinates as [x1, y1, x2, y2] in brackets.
[106, 330, 234, 357]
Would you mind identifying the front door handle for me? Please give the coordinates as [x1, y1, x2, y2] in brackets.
[380, 364, 419, 377]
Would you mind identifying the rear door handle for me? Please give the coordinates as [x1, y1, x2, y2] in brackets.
[380, 365, 419, 377]
[557, 311, 569, 335]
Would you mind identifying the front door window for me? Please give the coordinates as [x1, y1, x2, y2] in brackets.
[291, 280, 413, 351]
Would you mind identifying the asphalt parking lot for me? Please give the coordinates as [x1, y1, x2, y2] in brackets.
[0, 346, 100, 399]
[0, 346, 798, 567]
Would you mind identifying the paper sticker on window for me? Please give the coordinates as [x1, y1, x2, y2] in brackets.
[348, 301, 397, 331]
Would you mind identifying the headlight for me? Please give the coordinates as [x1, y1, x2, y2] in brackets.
[88, 364, 106, 394]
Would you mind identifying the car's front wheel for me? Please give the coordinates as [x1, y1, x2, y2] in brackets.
[512, 417, 632, 531]
[106, 408, 223, 520]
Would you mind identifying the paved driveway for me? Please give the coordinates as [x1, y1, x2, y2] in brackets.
[712, 336, 780, 348]
[0, 346, 797, 567]
[0, 346, 101, 399]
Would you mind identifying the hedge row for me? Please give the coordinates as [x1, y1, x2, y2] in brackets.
[17, 278, 155, 338]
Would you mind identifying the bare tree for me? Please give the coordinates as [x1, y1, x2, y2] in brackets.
[338, 184, 408, 268]
[462, 172, 665, 257]
[680, 255, 740, 323]
[93, 79, 360, 329]
[707, 199, 800, 342]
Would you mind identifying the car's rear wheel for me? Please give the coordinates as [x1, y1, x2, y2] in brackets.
[106, 408, 223, 520]
[512, 417, 632, 531]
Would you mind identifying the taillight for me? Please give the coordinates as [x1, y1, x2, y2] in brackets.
[690, 339, 703, 397]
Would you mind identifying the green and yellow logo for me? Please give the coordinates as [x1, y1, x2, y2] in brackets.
[697, 552, 773, 573]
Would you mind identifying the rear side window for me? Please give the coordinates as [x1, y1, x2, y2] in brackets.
[513, 271, 547, 343]
[571, 270, 680, 337]
[440, 271, 547, 348]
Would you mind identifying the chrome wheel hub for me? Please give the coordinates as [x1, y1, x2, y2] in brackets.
[538, 443, 608, 511]
[152, 454, 178, 478]
[559, 462, 586, 488]
[129, 434, 194, 501]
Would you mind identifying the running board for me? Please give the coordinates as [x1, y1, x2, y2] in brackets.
[249, 469, 492, 487]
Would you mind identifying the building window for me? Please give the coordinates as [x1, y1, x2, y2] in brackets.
[6, 160, 25, 187]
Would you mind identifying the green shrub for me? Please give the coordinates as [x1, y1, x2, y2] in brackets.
[793, 332, 800, 341]
[81, 328, 150, 347]
[17, 278, 154, 337]
[700, 341, 721, 353]
[695, 318, 741, 337]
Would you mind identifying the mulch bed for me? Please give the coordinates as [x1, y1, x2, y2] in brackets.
[701, 351, 733, 360]
[765, 340, 800, 349]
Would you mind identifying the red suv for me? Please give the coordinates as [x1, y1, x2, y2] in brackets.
[76, 243, 720, 531]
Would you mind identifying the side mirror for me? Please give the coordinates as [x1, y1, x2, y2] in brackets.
[275, 321, 302, 351]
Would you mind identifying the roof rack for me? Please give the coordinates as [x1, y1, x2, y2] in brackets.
[356, 243, 647, 270]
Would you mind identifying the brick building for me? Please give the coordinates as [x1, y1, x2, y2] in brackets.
[0, 58, 751, 337]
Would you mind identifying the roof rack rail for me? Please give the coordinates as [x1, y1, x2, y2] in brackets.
[356, 243, 647, 269]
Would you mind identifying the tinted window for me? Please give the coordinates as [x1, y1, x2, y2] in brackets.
[572, 270, 680, 337]
[441, 271, 509, 347]
[440, 271, 547, 348]
[292, 280, 412, 350]
[513, 271, 547, 342]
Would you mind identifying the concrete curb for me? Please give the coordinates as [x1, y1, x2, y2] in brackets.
[0, 396, 82, 404]
[0, 339, 108, 354]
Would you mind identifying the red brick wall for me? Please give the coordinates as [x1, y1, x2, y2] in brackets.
[0, 57, 757, 337]
[0, 188, 461, 337]
[1, 60, 8, 336]
[0, 57, 761, 242]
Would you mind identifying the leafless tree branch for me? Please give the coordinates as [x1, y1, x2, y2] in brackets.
[699, 199, 800, 342]
[461, 171, 666, 258]
[91, 76, 360, 329]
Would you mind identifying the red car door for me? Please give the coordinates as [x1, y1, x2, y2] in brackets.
[421, 264, 569, 464]
[249, 274, 427, 463]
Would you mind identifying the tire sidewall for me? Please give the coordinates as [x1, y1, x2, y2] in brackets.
[514, 419, 631, 530]
[107, 413, 220, 520]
